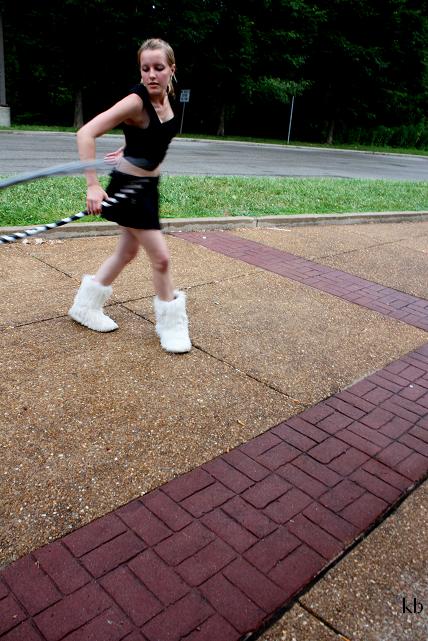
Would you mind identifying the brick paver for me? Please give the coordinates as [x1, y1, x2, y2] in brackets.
[1, 342, 427, 640]
[174, 232, 428, 331]
[1, 233, 428, 640]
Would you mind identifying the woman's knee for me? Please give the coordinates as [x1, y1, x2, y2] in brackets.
[116, 233, 140, 264]
[131, 229, 170, 273]
[151, 252, 170, 273]
[121, 244, 140, 264]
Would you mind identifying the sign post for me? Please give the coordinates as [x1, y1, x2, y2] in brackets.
[0, 13, 11, 126]
[179, 89, 190, 134]
[287, 95, 295, 144]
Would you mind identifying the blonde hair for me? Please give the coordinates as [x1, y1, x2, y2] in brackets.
[138, 38, 176, 96]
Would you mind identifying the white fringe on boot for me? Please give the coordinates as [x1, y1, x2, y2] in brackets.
[154, 290, 191, 353]
[68, 275, 118, 332]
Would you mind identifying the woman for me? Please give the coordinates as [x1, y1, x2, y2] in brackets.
[68, 38, 191, 353]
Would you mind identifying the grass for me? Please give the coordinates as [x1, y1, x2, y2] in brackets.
[0, 175, 427, 227]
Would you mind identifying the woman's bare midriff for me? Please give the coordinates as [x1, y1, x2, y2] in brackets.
[116, 156, 161, 177]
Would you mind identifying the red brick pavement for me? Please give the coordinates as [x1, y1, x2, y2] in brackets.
[1, 233, 428, 641]
[173, 231, 428, 331]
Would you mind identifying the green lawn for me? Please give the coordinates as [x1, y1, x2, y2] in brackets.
[0, 175, 427, 227]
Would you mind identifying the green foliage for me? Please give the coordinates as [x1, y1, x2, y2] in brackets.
[246, 77, 311, 105]
[344, 121, 428, 149]
[1, 0, 427, 144]
[0, 176, 426, 227]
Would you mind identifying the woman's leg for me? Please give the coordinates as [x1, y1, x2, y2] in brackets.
[94, 228, 140, 286]
[127, 228, 175, 300]
[127, 227, 191, 353]
[68, 229, 139, 332]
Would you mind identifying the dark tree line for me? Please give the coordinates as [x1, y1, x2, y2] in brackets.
[1, 0, 427, 146]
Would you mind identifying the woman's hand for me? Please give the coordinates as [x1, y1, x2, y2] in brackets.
[104, 146, 124, 165]
[86, 184, 108, 215]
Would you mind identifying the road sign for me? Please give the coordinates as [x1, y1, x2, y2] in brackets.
[180, 89, 191, 103]
[179, 90, 191, 133]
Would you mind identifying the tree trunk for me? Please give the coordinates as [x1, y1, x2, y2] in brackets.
[326, 119, 335, 144]
[73, 88, 83, 129]
[216, 104, 225, 136]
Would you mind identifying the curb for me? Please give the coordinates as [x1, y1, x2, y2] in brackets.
[1, 210, 428, 240]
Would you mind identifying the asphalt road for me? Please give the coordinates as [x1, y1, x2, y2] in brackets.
[0, 131, 427, 181]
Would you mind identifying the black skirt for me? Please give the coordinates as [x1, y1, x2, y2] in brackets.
[102, 170, 161, 230]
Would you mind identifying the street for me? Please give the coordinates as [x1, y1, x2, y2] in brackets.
[0, 131, 427, 181]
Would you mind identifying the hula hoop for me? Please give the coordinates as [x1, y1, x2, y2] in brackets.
[0, 159, 110, 190]
[0, 180, 143, 244]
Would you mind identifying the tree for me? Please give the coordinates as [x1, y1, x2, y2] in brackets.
[165, 0, 321, 136]
[302, 0, 428, 143]
[1, 0, 161, 125]
[1, 0, 426, 144]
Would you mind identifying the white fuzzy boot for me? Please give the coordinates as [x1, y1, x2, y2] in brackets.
[68, 275, 118, 332]
[154, 290, 191, 353]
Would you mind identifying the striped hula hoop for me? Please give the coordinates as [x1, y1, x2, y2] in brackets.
[0, 183, 144, 244]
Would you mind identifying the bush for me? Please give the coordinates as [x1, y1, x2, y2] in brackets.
[344, 122, 428, 150]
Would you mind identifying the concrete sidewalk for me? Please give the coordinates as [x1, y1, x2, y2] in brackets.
[0, 220, 427, 641]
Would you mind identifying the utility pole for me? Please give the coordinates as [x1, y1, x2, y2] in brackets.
[0, 13, 11, 125]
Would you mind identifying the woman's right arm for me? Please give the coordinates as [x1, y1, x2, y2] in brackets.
[104, 145, 125, 165]
[77, 94, 143, 213]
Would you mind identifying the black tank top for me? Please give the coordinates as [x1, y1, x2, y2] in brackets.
[122, 84, 178, 171]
